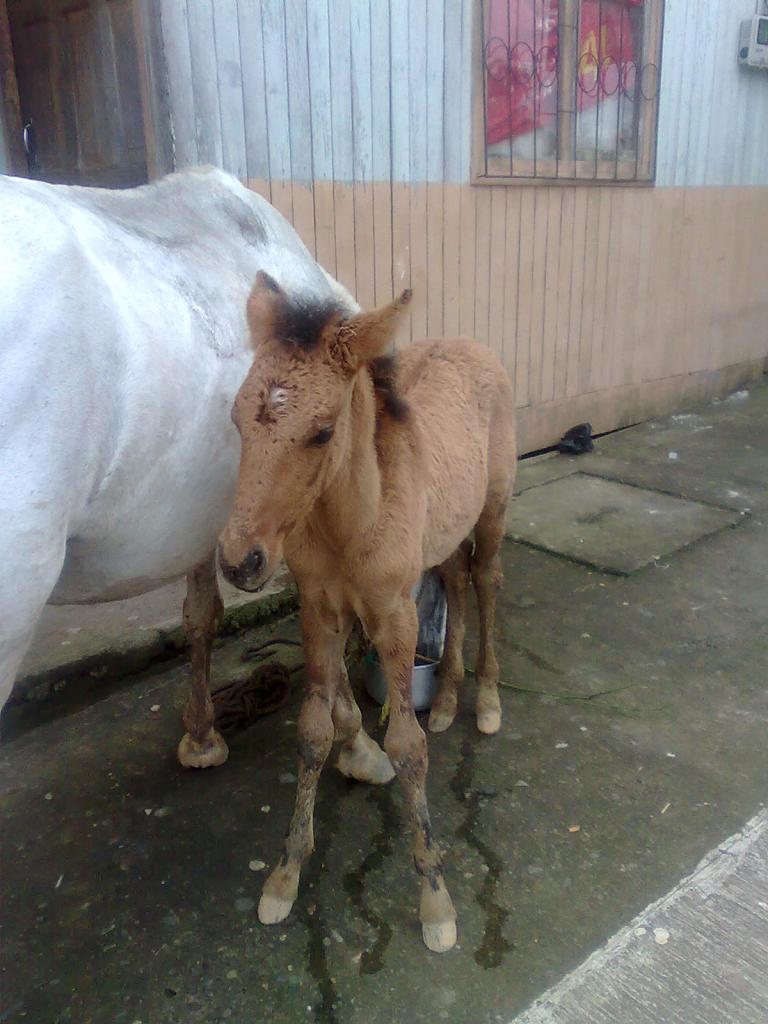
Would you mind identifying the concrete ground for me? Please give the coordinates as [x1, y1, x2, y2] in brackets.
[1, 383, 767, 1024]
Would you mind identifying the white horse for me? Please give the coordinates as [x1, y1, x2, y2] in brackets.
[0, 167, 364, 768]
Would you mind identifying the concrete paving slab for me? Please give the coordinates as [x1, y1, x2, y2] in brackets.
[512, 812, 768, 1024]
[505, 474, 742, 575]
[513, 453, 580, 495]
[577, 386, 768, 515]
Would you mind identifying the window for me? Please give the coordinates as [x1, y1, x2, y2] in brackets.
[474, 0, 664, 183]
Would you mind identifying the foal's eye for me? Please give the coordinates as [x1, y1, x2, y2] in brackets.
[307, 426, 334, 447]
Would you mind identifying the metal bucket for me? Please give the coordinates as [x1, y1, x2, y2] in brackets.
[363, 651, 440, 712]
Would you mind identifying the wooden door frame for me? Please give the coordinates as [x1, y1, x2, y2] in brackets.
[0, 0, 173, 182]
[132, 0, 173, 179]
[0, 0, 27, 175]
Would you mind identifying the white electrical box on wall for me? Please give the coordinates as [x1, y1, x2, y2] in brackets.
[739, 16, 768, 69]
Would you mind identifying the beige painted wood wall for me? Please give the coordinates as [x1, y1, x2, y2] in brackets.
[249, 177, 768, 452]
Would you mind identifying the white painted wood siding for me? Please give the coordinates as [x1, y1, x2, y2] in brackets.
[656, 0, 768, 186]
[157, 0, 768, 187]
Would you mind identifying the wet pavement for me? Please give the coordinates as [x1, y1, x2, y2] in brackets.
[1, 384, 767, 1024]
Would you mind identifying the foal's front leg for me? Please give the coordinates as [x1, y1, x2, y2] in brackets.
[177, 553, 229, 768]
[258, 600, 348, 925]
[372, 596, 457, 953]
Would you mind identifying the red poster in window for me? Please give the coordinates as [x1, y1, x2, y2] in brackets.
[486, 0, 642, 145]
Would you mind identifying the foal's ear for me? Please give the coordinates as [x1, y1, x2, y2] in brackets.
[246, 270, 287, 348]
[334, 290, 412, 367]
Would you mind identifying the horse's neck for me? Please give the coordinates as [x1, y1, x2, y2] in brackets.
[316, 372, 382, 549]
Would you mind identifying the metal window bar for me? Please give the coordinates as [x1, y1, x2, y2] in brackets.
[595, 0, 603, 179]
[532, 0, 538, 175]
[613, 0, 625, 179]
[507, 0, 513, 176]
[480, 0, 661, 182]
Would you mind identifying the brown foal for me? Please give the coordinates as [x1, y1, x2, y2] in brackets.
[220, 273, 516, 953]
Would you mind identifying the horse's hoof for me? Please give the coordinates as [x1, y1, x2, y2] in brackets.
[428, 707, 456, 733]
[422, 919, 457, 953]
[177, 729, 229, 768]
[336, 732, 395, 785]
[258, 894, 294, 925]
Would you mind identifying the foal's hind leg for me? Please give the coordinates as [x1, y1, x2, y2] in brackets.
[471, 495, 507, 735]
[429, 539, 472, 733]
[334, 662, 395, 784]
[177, 553, 228, 768]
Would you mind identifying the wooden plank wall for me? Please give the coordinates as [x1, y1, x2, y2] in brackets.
[153, 0, 768, 450]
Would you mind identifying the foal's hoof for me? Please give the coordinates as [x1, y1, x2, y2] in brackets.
[476, 689, 502, 735]
[422, 919, 458, 954]
[260, 863, 299, 925]
[177, 729, 229, 769]
[476, 708, 502, 735]
[336, 732, 395, 785]
[428, 706, 456, 733]
[258, 893, 294, 925]
[420, 877, 457, 953]
[428, 692, 458, 733]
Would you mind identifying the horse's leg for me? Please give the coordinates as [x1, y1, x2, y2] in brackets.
[334, 661, 395, 784]
[0, 523, 66, 712]
[471, 494, 508, 735]
[429, 539, 472, 733]
[259, 597, 346, 925]
[1, 615, 44, 711]
[0, 634, 33, 710]
[372, 596, 457, 953]
[177, 553, 228, 768]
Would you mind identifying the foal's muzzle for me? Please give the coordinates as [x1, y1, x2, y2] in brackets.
[219, 544, 268, 592]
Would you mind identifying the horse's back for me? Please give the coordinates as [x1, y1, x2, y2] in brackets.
[399, 337, 515, 466]
[0, 180, 118, 514]
[0, 171, 273, 602]
[399, 336, 513, 404]
[397, 338, 516, 567]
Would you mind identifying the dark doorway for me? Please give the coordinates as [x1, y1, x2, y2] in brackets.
[5, 0, 148, 186]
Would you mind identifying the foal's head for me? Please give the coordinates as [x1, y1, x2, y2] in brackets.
[220, 272, 411, 591]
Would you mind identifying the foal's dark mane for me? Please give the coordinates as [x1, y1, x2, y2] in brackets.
[272, 294, 344, 351]
[370, 354, 410, 422]
[267, 284, 410, 422]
